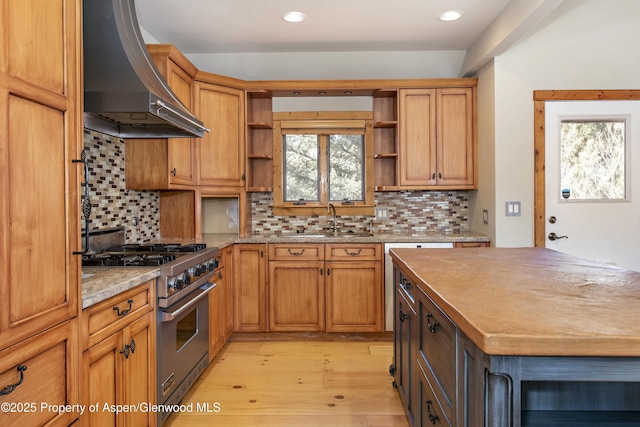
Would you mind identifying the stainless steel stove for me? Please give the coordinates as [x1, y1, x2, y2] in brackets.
[82, 228, 220, 425]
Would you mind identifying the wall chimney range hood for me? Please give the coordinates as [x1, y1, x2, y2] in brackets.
[83, 0, 209, 138]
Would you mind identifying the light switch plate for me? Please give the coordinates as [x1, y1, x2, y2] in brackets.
[375, 207, 389, 220]
[483, 209, 489, 224]
[505, 201, 521, 217]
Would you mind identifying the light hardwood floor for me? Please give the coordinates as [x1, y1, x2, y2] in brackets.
[165, 340, 409, 426]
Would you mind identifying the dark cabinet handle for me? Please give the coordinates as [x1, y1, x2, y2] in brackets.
[426, 400, 440, 424]
[399, 310, 409, 322]
[113, 299, 134, 317]
[0, 365, 27, 396]
[260, 250, 264, 258]
[426, 313, 440, 333]
[327, 268, 330, 276]
[120, 339, 136, 359]
[320, 268, 323, 275]
[344, 248, 361, 256]
[171, 168, 177, 176]
[432, 173, 436, 180]
[438, 172, 442, 179]
[288, 248, 305, 256]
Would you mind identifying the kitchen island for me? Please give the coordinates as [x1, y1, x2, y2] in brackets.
[390, 247, 640, 426]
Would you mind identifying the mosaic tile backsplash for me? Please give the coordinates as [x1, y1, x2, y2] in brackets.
[250, 191, 469, 235]
[83, 129, 159, 243]
[83, 128, 469, 240]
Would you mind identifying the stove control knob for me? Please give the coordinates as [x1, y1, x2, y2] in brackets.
[188, 267, 200, 278]
[177, 272, 188, 287]
[195, 263, 205, 275]
[168, 277, 178, 291]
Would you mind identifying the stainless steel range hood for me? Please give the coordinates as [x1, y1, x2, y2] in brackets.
[83, 0, 209, 138]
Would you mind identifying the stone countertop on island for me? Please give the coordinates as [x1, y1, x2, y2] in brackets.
[390, 247, 640, 357]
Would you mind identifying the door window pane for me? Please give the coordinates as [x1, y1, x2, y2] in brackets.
[329, 134, 364, 201]
[560, 119, 627, 200]
[284, 134, 319, 201]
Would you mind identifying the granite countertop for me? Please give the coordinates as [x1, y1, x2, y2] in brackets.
[82, 266, 160, 309]
[82, 231, 489, 309]
[390, 247, 640, 357]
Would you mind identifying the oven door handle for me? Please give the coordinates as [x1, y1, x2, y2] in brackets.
[160, 283, 216, 322]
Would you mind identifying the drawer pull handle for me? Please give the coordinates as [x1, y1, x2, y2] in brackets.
[0, 365, 27, 396]
[426, 313, 440, 333]
[344, 248, 362, 256]
[288, 248, 305, 256]
[113, 299, 134, 317]
[426, 400, 440, 424]
[399, 310, 409, 322]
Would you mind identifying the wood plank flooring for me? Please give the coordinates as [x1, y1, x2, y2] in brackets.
[165, 339, 409, 426]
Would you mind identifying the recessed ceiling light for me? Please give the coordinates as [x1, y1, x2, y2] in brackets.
[283, 11, 306, 23]
[439, 10, 463, 22]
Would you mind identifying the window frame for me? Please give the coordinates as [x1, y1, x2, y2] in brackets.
[272, 112, 375, 216]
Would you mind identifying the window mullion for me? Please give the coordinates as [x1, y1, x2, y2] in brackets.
[319, 135, 329, 206]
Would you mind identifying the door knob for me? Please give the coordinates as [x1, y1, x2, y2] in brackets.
[548, 232, 568, 241]
[548, 216, 557, 224]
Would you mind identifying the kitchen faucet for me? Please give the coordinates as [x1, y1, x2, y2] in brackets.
[327, 203, 338, 233]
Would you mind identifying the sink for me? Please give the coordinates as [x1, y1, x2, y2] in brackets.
[281, 234, 328, 238]
[281, 231, 373, 238]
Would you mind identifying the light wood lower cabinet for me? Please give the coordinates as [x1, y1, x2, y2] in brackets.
[0, 320, 79, 427]
[80, 282, 156, 427]
[233, 244, 267, 332]
[209, 247, 233, 360]
[325, 260, 383, 332]
[266, 243, 383, 333]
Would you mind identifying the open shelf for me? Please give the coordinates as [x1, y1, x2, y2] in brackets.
[522, 411, 640, 426]
[246, 91, 273, 192]
[373, 90, 398, 191]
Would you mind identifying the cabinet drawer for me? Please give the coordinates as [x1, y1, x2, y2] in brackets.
[454, 241, 489, 248]
[269, 243, 324, 261]
[418, 360, 452, 427]
[81, 280, 154, 350]
[0, 320, 78, 427]
[417, 287, 457, 417]
[325, 243, 381, 261]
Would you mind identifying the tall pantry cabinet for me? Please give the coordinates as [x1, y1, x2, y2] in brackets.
[0, 0, 82, 426]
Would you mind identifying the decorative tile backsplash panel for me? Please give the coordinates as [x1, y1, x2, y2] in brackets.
[83, 129, 159, 243]
[249, 191, 469, 235]
[83, 128, 469, 240]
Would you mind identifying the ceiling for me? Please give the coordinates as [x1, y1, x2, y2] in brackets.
[135, 0, 515, 54]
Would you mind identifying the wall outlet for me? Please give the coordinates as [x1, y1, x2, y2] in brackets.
[483, 209, 489, 224]
[375, 207, 389, 220]
[505, 201, 521, 217]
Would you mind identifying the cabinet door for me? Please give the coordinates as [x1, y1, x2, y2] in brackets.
[0, 321, 78, 427]
[0, 0, 81, 350]
[437, 88, 474, 187]
[399, 88, 437, 187]
[82, 331, 122, 427]
[325, 261, 383, 332]
[394, 288, 416, 426]
[233, 244, 267, 332]
[222, 247, 234, 338]
[122, 312, 155, 427]
[269, 261, 325, 331]
[195, 82, 245, 187]
[165, 59, 196, 186]
[209, 269, 225, 358]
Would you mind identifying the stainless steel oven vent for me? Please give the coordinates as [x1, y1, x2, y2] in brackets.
[83, 0, 209, 138]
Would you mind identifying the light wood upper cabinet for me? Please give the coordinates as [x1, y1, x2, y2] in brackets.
[126, 45, 198, 190]
[0, 0, 82, 351]
[195, 82, 245, 187]
[399, 87, 476, 189]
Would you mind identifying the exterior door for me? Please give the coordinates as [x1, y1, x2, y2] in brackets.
[545, 100, 640, 271]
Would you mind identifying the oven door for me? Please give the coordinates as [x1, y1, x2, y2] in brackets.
[157, 283, 213, 412]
